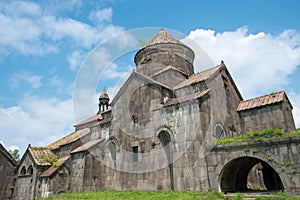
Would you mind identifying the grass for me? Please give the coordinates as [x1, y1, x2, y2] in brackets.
[43, 190, 300, 200]
[44, 190, 224, 200]
[215, 128, 300, 145]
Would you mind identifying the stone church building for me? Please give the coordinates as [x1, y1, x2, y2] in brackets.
[10, 30, 296, 199]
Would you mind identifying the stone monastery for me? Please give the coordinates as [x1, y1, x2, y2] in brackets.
[2, 29, 298, 199]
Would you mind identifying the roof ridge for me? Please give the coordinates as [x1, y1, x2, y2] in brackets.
[237, 90, 286, 112]
[0, 143, 17, 165]
[135, 71, 172, 90]
[164, 89, 210, 107]
[70, 138, 104, 154]
[47, 128, 91, 150]
[241, 90, 285, 103]
[174, 63, 224, 90]
[152, 65, 188, 77]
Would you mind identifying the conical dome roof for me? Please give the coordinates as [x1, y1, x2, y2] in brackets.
[134, 29, 195, 77]
[143, 29, 184, 48]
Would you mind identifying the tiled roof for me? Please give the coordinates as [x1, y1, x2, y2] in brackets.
[237, 90, 288, 111]
[47, 128, 91, 150]
[152, 65, 188, 77]
[0, 143, 17, 166]
[39, 155, 71, 178]
[70, 139, 105, 154]
[174, 63, 224, 90]
[29, 147, 57, 166]
[74, 108, 112, 127]
[74, 114, 103, 126]
[143, 29, 184, 48]
[164, 89, 210, 107]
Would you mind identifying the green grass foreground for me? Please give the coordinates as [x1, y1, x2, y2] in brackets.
[215, 128, 300, 145]
[44, 190, 299, 200]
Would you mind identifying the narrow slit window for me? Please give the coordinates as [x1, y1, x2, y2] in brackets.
[133, 146, 138, 162]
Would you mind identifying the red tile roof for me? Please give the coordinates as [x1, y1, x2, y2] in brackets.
[29, 147, 57, 166]
[47, 128, 91, 150]
[39, 155, 71, 178]
[174, 63, 224, 90]
[237, 90, 288, 111]
[70, 139, 105, 154]
[164, 89, 209, 107]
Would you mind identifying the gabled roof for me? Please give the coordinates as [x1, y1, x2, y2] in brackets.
[152, 65, 188, 78]
[70, 139, 105, 154]
[47, 128, 91, 150]
[143, 29, 184, 48]
[28, 147, 57, 166]
[0, 143, 17, 166]
[39, 155, 71, 178]
[237, 90, 291, 112]
[174, 62, 224, 90]
[111, 71, 172, 106]
[164, 89, 210, 107]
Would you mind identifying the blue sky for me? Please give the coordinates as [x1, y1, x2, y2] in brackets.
[0, 0, 300, 154]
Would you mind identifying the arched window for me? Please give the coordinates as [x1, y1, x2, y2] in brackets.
[20, 166, 26, 176]
[27, 165, 33, 175]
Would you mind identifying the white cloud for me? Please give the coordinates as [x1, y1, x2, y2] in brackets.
[68, 50, 86, 71]
[89, 7, 112, 24]
[289, 92, 300, 128]
[0, 95, 74, 154]
[48, 75, 73, 96]
[293, 106, 300, 128]
[187, 27, 300, 98]
[2, 1, 41, 17]
[187, 27, 300, 128]
[0, 1, 124, 55]
[11, 71, 42, 89]
[42, 16, 99, 48]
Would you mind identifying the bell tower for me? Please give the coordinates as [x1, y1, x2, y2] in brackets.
[98, 89, 110, 112]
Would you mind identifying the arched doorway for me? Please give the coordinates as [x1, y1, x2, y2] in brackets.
[158, 130, 174, 190]
[219, 157, 283, 193]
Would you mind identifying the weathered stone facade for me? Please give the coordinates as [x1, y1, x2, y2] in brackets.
[206, 136, 300, 195]
[0, 143, 16, 200]
[9, 29, 299, 199]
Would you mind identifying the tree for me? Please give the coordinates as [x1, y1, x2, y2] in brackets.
[9, 149, 20, 162]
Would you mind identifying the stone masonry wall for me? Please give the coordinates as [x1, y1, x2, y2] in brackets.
[0, 151, 15, 200]
[206, 136, 300, 195]
[239, 101, 296, 134]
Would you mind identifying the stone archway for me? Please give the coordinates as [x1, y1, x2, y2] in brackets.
[219, 156, 283, 193]
[157, 130, 174, 190]
[107, 141, 117, 167]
